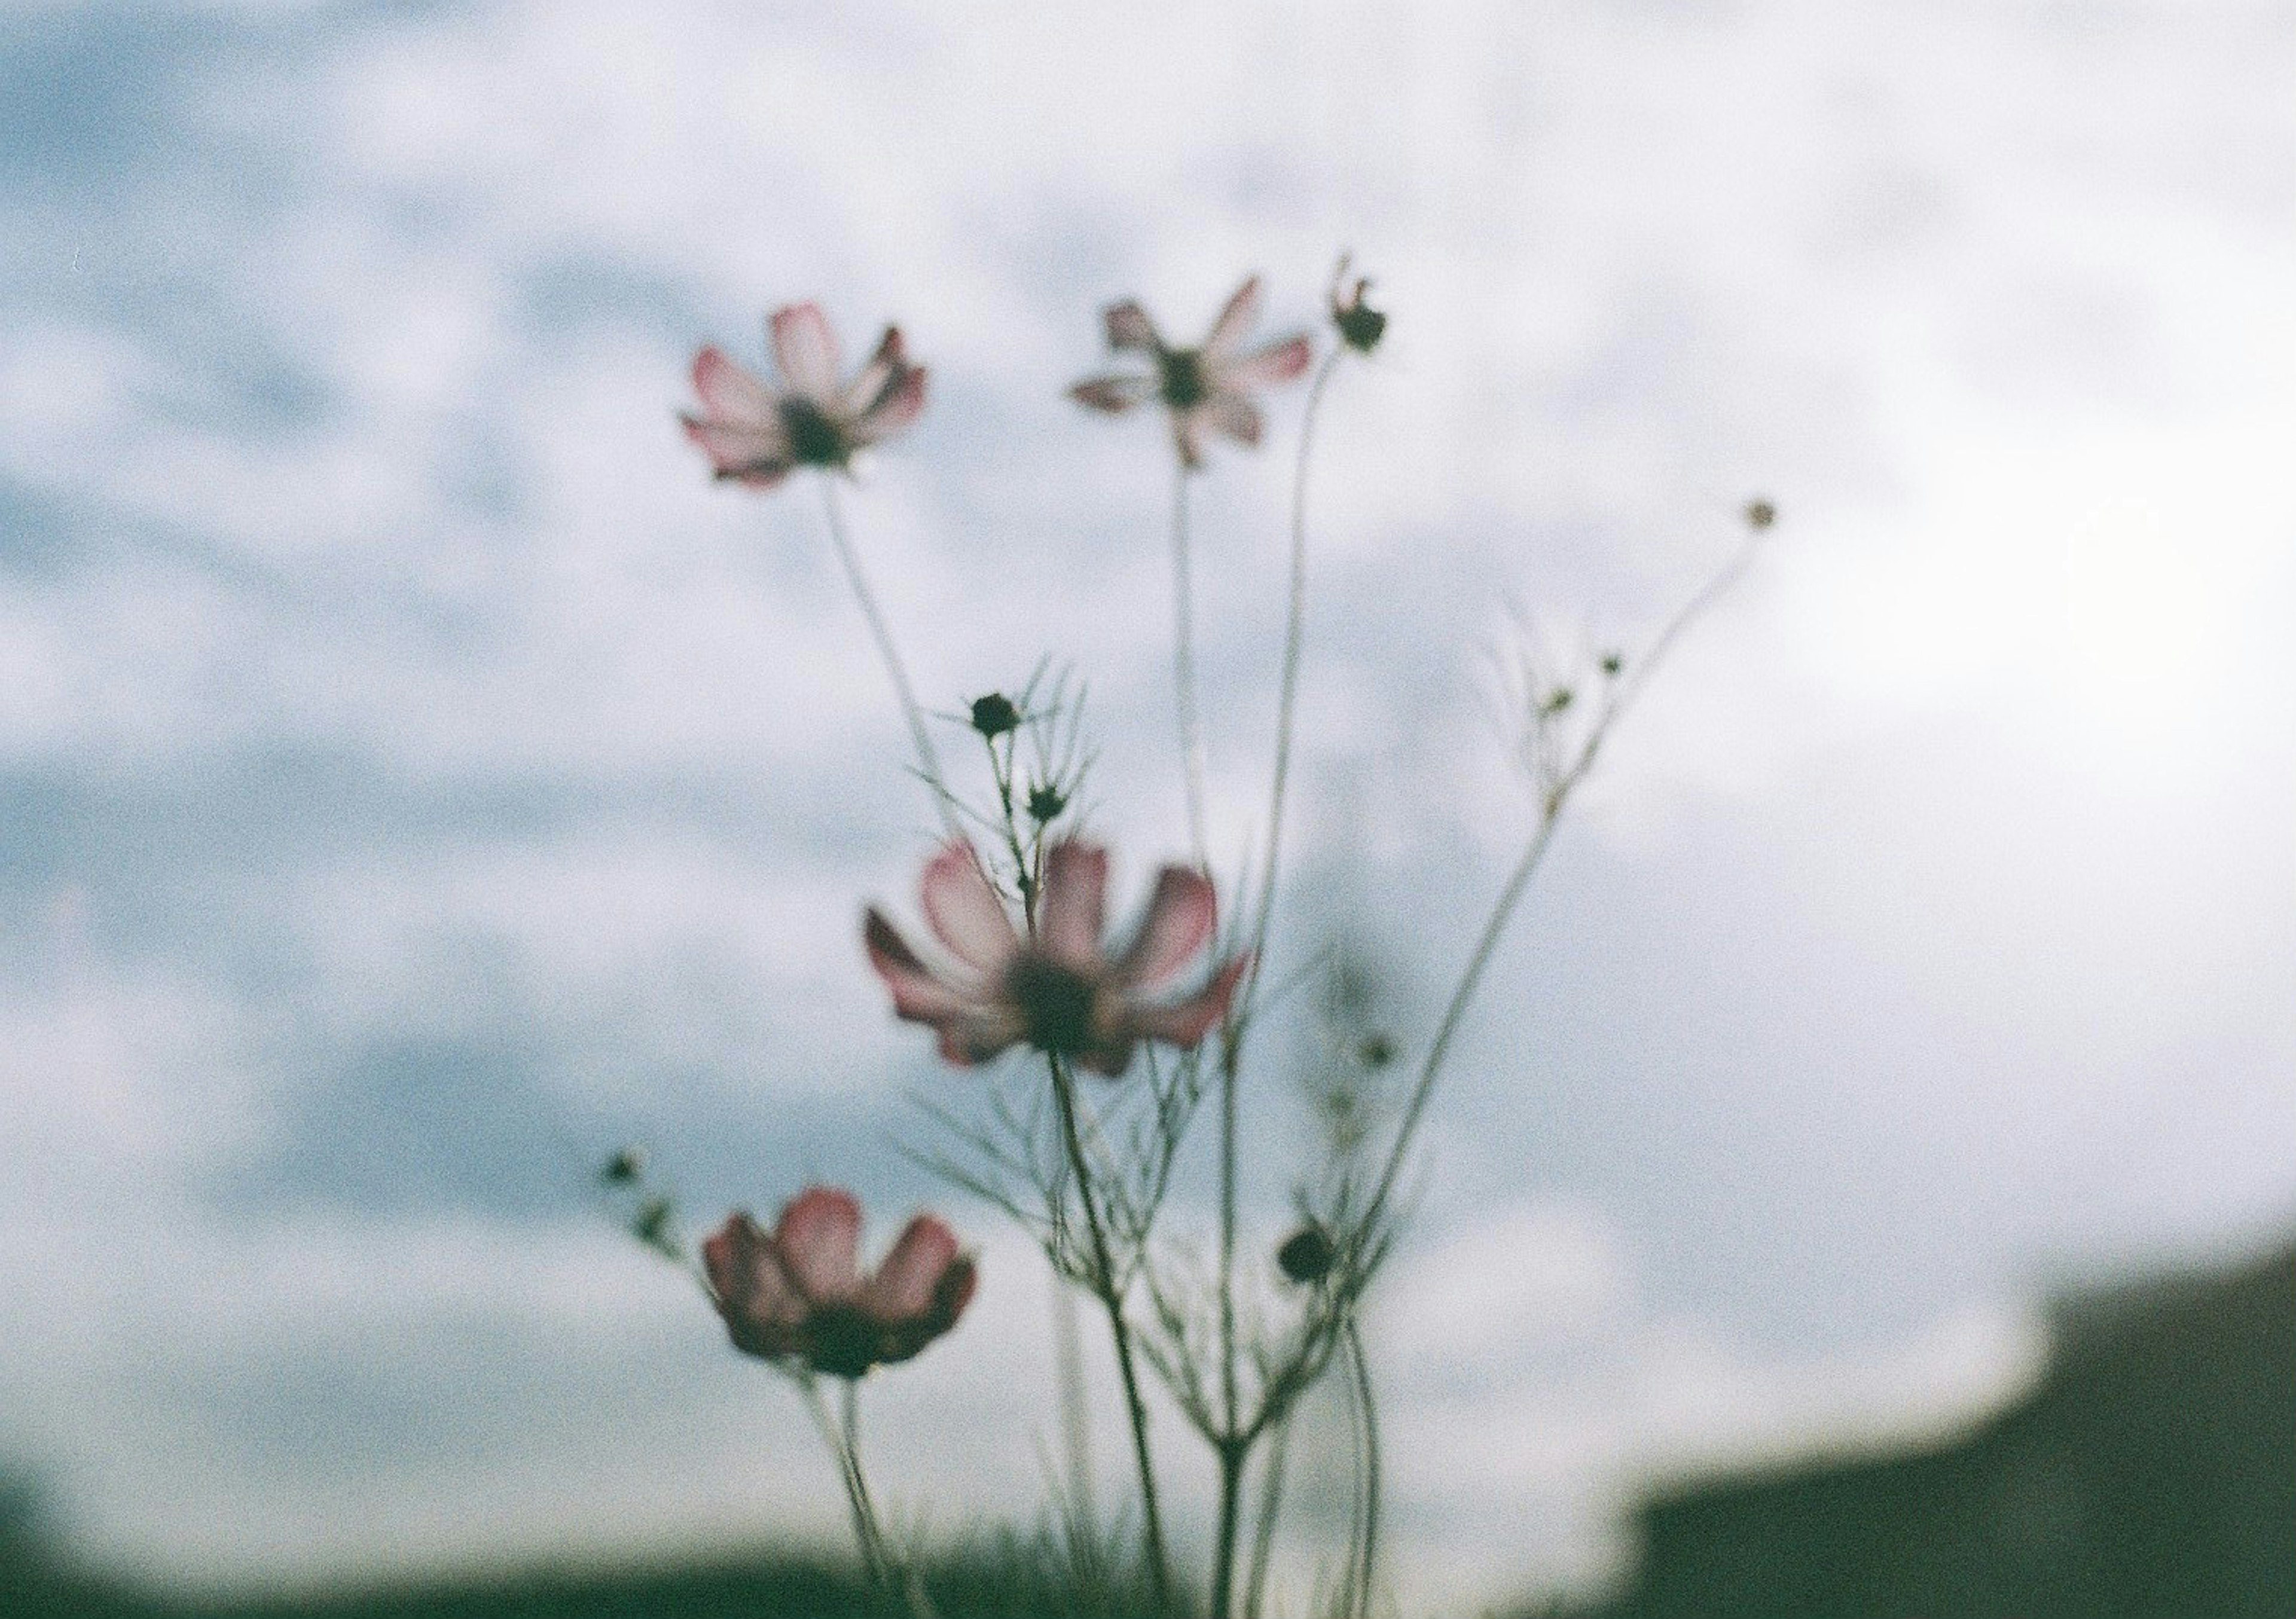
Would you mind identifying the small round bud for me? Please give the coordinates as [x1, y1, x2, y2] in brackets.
[1599, 652, 1624, 678]
[602, 1146, 647, 1185]
[1277, 1224, 1338, 1285]
[633, 1197, 675, 1251]
[969, 693, 1021, 739]
[1026, 783, 1068, 824]
[1329, 254, 1388, 355]
[1744, 497, 1776, 531]
[1540, 686, 1575, 716]
[1357, 1033, 1396, 1070]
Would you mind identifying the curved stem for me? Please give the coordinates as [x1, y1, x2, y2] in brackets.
[1169, 463, 1210, 869]
[816, 475, 958, 838]
[1049, 1054, 1173, 1609]
[1357, 530, 1762, 1237]
[1243, 347, 1343, 1019]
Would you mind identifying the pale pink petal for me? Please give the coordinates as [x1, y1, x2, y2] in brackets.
[877, 1253, 978, 1363]
[1114, 866, 1217, 990]
[1170, 410, 1207, 470]
[703, 1212, 809, 1355]
[839, 326, 909, 417]
[1201, 276, 1265, 363]
[850, 363, 926, 446]
[920, 842, 1022, 975]
[776, 1187, 863, 1303]
[1070, 374, 1156, 414]
[935, 1011, 1023, 1067]
[691, 346, 777, 423]
[1038, 841, 1109, 970]
[865, 909, 978, 1021]
[682, 416, 793, 487]
[770, 303, 842, 399]
[1073, 1033, 1137, 1078]
[1127, 954, 1249, 1050]
[1220, 334, 1313, 392]
[857, 1214, 960, 1321]
[1104, 300, 1161, 353]
[1201, 392, 1264, 449]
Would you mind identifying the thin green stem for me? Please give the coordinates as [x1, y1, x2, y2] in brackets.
[816, 475, 958, 838]
[1210, 1439, 1247, 1619]
[1049, 1054, 1173, 1610]
[1358, 529, 1762, 1236]
[802, 1377, 885, 1587]
[1344, 1318, 1381, 1619]
[1242, 347, 1343, 1024]
[1169, 463, 1209, 869]
[1241, 1416, 1294, 1619]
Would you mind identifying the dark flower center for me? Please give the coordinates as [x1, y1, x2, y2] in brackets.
[1006, 954, 1101, 1057]
[1158, 348, 1208, 411]
[781, 396, 850, 467]
[806, 1304, 884, 1380]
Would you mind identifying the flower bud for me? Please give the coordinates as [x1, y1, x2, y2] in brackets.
[601, 1146, 648, 1186]
[1026, 783, 1068, 824]
[969, 693, 1021, 739]
[1744, 497, 1777, 531]
[1277, 1224, 1338, 1285]
[1329, 255, 1387, 355]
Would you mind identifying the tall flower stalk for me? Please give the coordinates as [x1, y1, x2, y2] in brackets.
[640, 268, 1772, 1619]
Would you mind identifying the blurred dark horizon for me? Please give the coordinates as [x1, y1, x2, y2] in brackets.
[10, 1223, 2291, 1618]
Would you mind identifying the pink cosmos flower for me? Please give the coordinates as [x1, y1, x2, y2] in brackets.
[701, 1187, 977, 1379]
[865, 839, 1248, 1076]
[682, 303, 927, 490]
[1068, 276, 1313, 470]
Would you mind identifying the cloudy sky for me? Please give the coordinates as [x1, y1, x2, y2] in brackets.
[5, 1, 2294, 1611]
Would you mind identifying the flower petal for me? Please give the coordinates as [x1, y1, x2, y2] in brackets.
[1114, 865, 1217, 990]
[935, 1015, 1022, 1066]
[1103, 300, 1161, 353]
[682, 416, 793, 487]
[1128, 954, 1248, 1050]
[1170, 410, 1207, 470]
[1039, 841, 1109, 970]
[770, 303, 843, 399]
[692, 345, 777, 423]
[920, 842, 1021, 975]
[1202, 276, 1265, 363]
[850, 362, 926, 447]
[1070, 374, 1156, 414]
[877, 1253, 978, 1363]
[1201, 392, 1264, 448]
[865, 909, 977, 1021]
[776, 1186, 863, 1303]
[857, 1214, 960, 1321]
[1222, 334, 1313, 392]
[840, 326, 908, 416]
[703, 1212, 809, 1356]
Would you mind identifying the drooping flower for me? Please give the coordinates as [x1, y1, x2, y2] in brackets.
[865, 839, 1247, 1076]
[681, 303, 927, 490]
[1068, 276, 1312, 471]
[701, 1187, 977, 1379]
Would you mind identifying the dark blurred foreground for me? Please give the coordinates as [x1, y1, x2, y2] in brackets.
[1564, 1234, 2296, 1618]
[8, 1236, 2291, 1618]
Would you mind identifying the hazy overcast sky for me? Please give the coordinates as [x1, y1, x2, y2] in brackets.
[5, 1, 2294, 1610]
